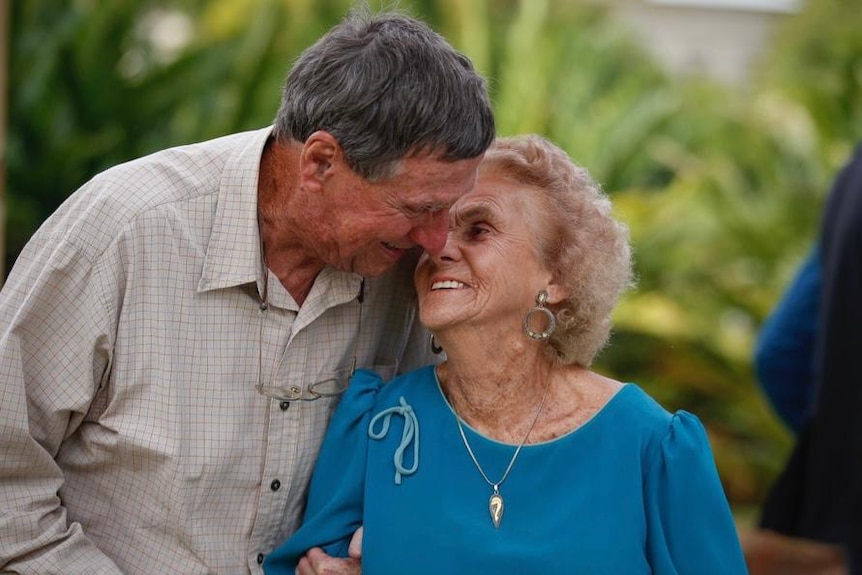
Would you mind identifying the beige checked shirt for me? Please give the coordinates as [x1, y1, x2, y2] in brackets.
[0, 127, 433, 574]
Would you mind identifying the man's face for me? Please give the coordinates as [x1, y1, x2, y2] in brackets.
[312, 153, 483, 277]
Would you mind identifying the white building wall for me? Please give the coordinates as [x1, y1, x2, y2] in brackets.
[606, 0, 801, 85]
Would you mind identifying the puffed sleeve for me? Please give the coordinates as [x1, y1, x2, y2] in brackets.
[263, 370, 384, 574]
[643, 411, 749, 575]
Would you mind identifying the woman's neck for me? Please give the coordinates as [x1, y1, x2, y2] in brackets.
[436, 337, 554, 443]
[435, 328, 621, 443]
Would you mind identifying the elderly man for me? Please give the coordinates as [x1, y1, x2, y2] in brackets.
[0, 7, 494, 574]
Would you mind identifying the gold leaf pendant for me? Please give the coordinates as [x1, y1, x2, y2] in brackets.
[489, 492, 504, 528]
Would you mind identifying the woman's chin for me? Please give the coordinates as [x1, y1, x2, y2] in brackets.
[419, 311, 461, 334]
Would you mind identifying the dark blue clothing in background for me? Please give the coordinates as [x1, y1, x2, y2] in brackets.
[754, 248, 820, 433]
[760, 143, 862, 574]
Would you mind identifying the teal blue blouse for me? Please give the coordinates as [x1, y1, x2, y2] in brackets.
[265, 366, 748, 574]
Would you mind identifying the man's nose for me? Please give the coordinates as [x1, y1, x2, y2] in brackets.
[408, 210, 449, 255]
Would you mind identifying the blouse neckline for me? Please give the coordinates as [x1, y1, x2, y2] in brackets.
[431, 365, 632, 448]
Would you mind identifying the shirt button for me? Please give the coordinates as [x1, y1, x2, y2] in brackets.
[270, 479, 281, 492]
[257, 553, 264, 564]
[279, 401, 290, 411]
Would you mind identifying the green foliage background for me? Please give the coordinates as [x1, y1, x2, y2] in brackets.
[8, 0, 862, 519]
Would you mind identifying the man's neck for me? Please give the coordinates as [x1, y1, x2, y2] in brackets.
[257, 138, 325, 306]
[265, 248, 324, 307]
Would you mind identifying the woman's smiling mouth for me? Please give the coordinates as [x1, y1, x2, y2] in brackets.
[431, 280, 469, 290]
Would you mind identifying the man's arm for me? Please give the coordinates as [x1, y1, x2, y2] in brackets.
[0, 236, 122, 573]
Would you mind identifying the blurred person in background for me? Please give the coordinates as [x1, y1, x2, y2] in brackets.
[746, 142, 862, 575]
[0, 6, 494, 574]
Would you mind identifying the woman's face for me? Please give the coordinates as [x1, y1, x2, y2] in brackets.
[414, 170, 555, 335]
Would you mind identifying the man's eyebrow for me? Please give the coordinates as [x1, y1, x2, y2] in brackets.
[402, 201, 449, 215]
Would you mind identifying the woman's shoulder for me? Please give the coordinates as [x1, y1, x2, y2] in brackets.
[372, 364, 439, 404]
[611, 384, 673, 426]
[342, 365, 439, 426]
[611, 384, 710, 455]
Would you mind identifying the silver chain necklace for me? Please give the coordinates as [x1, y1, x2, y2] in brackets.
[455, 383, 550, 529]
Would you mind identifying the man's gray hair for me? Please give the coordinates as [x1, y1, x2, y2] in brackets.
[273, 6, 495, 181]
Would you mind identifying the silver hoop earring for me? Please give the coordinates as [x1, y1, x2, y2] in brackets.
[430, 334, 443, 355]
[523, 290, 556, 341]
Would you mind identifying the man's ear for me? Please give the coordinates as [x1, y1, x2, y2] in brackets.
[299, 131, 341, 190]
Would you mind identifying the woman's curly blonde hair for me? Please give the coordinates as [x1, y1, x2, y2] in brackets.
[481, 135, 634, 366]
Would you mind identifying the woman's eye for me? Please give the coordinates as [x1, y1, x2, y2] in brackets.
[466, 225, 489, 239]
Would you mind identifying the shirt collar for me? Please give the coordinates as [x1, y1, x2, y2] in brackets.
[197, 126, 272, 294]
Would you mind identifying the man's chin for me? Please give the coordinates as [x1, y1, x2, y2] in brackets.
[380, 242, 409, 262]
[352, 258, 400, 278]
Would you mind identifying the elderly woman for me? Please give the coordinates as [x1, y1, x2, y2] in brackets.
[265, 135, 747, 574]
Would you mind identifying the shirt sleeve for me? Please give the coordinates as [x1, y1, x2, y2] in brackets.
[0, 235, 122, 573]
[263, 369, 384, 573]
[754, 247, 819, 432]
[643, 411, 749, 575]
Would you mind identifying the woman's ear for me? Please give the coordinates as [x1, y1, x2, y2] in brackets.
[545, 280, 571, 306]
